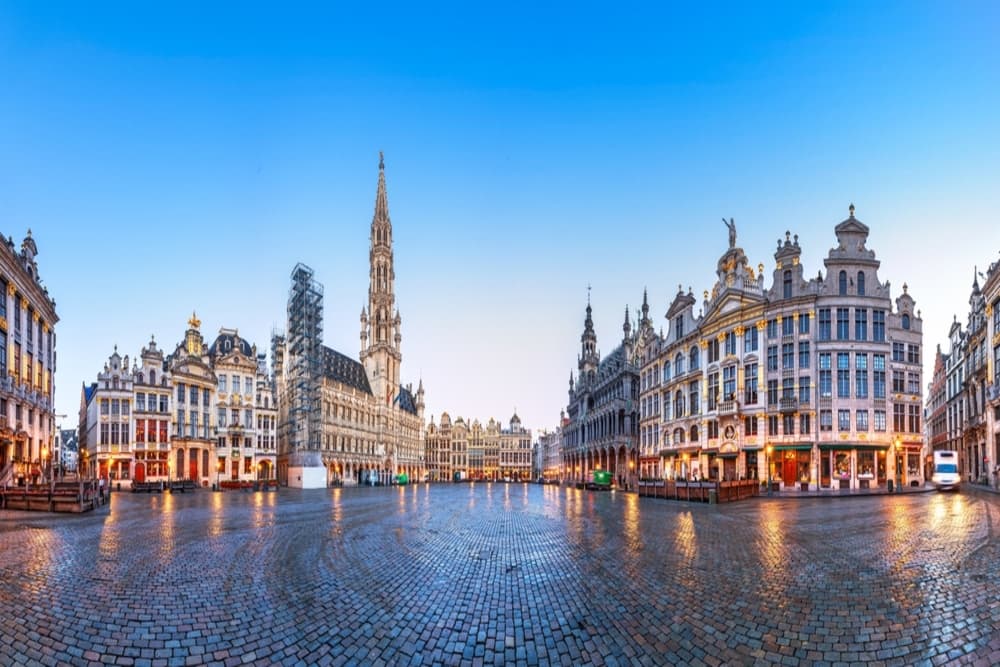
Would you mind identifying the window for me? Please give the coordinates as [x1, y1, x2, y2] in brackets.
[136, 393, 146, 412]
[767, 319, 777, 339]
[855, 308, 868, 341]
[855, 354, 868, 398]
[782, 343, 794, 369]
[219, 375, 227, 393]
[799, 313, 810, 334]
[782, 378, 794, 401]
[857, 272, 866, 296]
[907, 344, 920, 365]
[768, 415, 779, 436]
[0, 281, 5, 317]
[744, 363, 758, 404]
[707, 339, 720, 363]
[707, 373, 719, 410]
[724, 332, 736, 356]
[722, 366, 736, 400]
[159, 395, 169, 413]
[767, 379, 778, 406]
[836, 308, 850, 340]
[0, 331, 5, 375]
[688, 380, 700, 415]
[674, 391, 685, 419]
[783, 270, 792, 299]
[662, 361, 671, 383]
[745, 416, 758, 436]
[674, 316, 684, 340]
[782, 317, 794, 336]
[893, 343, 905, 362]
[783, 414, 795, 435]
[839, 270, 848, 295]
[907, 372, 920, 394]
[902, 314, 910, 330]
[122, 400, 130, 417]
[674, 352, 685, 376]
[136, 420, 145, 443]
[744, 327, 759, 353]
[707, 421, 719, 440]
[819, 353, 832, 397]
[873, 310, 886, 342]
[892, 371, 905, 393]
[819, 309, 832, 341]
[689, 346, 700, 371]
[799, 377, 811, 403]
[101, 399, 109, 415]
[799, 413, 811, 434]
[838, 409, 850, 431]
[767, 345, 778, 371]
[874, 410, 886, 432]
[798, 341, 810, 369]
[856, 410, 869, 431]
[662, 396, 671, 421]
[837, 353, 850, 398]
[908, 404, 921, 433]
[893, 404, 905, 432]
[203, 389, 210, 406]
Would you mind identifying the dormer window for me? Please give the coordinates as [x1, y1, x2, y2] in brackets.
[857, 271, 866, 296]
[783, 270, 792, 299]
[839, 270, 848, 296]
[902, 314, 910, 330]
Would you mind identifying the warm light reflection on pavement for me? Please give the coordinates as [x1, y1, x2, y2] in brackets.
[1, 484, 999, 664]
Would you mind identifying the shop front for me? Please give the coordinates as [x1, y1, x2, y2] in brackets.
[770, 444, 813, 490]
[819, 444, 889, 489]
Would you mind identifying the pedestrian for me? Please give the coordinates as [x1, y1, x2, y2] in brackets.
[98, 477, 105, 505]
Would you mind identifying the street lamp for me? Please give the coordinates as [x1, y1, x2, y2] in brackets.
[766, 445, 773, 496]
[216, 459, 223, 492]
[41, 446, 49, 484]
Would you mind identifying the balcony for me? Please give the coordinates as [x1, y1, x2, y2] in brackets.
[779, 397, 797, 414]
[718, 400, 739, 416]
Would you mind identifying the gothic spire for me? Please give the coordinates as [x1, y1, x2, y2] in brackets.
[373, 151, 391, 230]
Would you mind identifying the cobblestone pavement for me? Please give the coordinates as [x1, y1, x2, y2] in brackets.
[2, 484, 1000, 666]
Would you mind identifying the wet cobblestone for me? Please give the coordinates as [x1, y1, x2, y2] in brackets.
[2, 484, 999, 665]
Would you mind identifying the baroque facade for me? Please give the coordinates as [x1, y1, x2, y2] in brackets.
[0, 231, 58, 487]
[274, 154, 425, 488]
[425, 412, 532, 481]
[639, 208, 925, 490]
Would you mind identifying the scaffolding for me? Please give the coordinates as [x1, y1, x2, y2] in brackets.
[286, 263, 324, 453]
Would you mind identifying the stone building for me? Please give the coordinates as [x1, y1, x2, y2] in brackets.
[425, 412, 532, 481]
[537, 426, 562, 481]
[640, 208, 925, 490]
[167, 314, 217, 485]
[274, 154, 425, 488]
[0, 230, 58, 487]
[131, 337, 172, 484]
[562, 293, 648, 489]
[85, 347, 134, 483]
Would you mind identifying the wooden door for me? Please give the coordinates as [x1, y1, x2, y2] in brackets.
[135, 462, 145, 483]
[783, 458, 797, 485]
[189, 458, 198, 482]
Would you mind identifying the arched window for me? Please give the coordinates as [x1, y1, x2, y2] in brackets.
[857, 271, 866, 296]
[662, 360, 671, 382]
[674, 390, 685, 419]
[839, 270, 848, 295]
[150, 370, 156, 385]
[690, 425, 699, 442]
[783, 270, 792, 299]
[689, 346, 700, 370]
[674, 352, 684, 376]
[136, 373, 144, 385]
[112, 377, 119, 390]
[902, 314, 910, 330]
[673, 427, 685, 444]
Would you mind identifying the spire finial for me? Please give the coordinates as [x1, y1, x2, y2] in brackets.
[587, 283, 591, 305]
[379, 151, 384, 170]
[849, 203, 855, 217]
[188, 311, 201, 329]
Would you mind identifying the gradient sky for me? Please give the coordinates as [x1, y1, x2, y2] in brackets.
[2, 3, 998, 434]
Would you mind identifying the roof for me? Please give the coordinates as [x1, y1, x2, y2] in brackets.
[83, 382, 97, 405]
[321, 346, 372, 394]
[209, 332, 254, 358]
[397, 385, 418, 415]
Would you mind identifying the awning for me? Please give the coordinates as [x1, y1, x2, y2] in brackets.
[719, 452, 739, 459]
[819, 443, 889, 451]
[772, 444, 813, 451]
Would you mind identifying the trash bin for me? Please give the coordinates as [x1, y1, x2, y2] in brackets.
[887, 479, 893, 493]
[708, 489, 718, 505]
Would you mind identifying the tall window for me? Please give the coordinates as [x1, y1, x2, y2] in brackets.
[893, 404, 905, 432]
[674, 352, 684, 376]
[0, 331, 6, 375]
[782, 343, 794, 369]
[873, 310, 886, 341]
[707, 373, 719, 410]
[689, 346, 700, 371]
[782, 317, 794, 336]
[857, 271, 866, 296]
[908, 405, 921, 433]
[674, 316, 684, 340]
[799, 377, 811, 403]
[874, 410, 886, 431]
[219, 375, 227, 393]
[724, 331, 736, 356]
[662, 360, 671, 383]
[799, 413, 811, 434]
[783, 270, 792, 298]
[782, 377, 794, 401]
[799, 341, 810, 368]
[893, 342, 905, 362]
[837, 353, 850, 397]
[782, 413, 795, 435]
[0, 280, 5, 317]
[767, 379, 778, 406]
[855, 353, 869, 398]
[745, 416, 758, 436]
[838, 409, 850, 431]
[723, 366, 736, 400]
[819, 353, 832, 397]
[819, 309, 832, 341]
[688, 380, 700, 414]
[707, 339, 720, 363]
[902, 314, 911, 330]
[855, 308, 868, 341]
[767, 319, 778, 339]
[907, 344, 920, 364]
[839, 270, 848, 295]
[744, 363, 758, 404]
[799, 312, 810, 334]
[767, 345, 778, 371]
[768, 415, 779, 436]
[744, 327, 758, 353]
[856, 410, 869, 431]
[836, 308, 850, 340]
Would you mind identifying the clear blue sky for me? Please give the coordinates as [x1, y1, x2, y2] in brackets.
[1, 2, 997, 433]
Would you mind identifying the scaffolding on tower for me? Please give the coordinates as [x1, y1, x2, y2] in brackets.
[286, 263, 324, 453]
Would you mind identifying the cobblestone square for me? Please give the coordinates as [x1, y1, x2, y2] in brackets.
[2, 484, 1000, 666]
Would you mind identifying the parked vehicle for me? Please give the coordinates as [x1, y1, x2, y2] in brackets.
[931, 450, 961, 491]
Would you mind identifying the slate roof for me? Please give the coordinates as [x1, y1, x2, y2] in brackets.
[397, 385, 418, 415]
[209, 333, 254, 358]
[321, 346, 372, 394]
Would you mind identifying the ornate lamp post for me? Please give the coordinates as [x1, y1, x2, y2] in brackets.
[894, 437, 902, 493]
[766, 444, 774, 496]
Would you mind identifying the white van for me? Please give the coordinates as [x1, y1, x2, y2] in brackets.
[931, 450, 961, 491]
